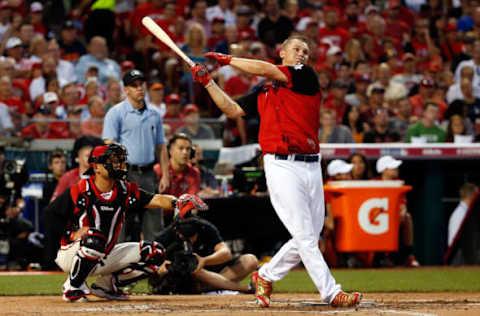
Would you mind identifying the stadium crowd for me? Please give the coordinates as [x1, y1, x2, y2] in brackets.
[0, 0, 478, 144]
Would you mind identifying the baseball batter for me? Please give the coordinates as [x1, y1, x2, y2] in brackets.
[44, 143, 208, 302]
[191, 35, 361, 308]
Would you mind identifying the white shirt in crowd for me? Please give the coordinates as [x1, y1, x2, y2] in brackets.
[0, 102, 13, 133]
[448, 201, 468, 247]
[454, 60, 480, 89]
[206, 5, 236, 25]
[446, 82, 480, 104]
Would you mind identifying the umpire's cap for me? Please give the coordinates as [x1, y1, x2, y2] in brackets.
[123, 69, 145, 86]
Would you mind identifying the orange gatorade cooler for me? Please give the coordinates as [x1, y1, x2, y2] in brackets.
[324, 180, 412, 252]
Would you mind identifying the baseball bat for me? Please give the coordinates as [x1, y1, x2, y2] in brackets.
[141, 16, 195, 68]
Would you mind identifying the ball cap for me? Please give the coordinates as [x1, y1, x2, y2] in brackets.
[121, 60, 135, 72]
[30, 1, 43, 12]
[6, 37, 22, 49]
[184, 104, 199, 115]
[376, 155, 402, 173]
[327, 159, 354, 177]
[166, 93, 180, 103]
[43, 92, 59, 104]
[123, 69, 145, 86]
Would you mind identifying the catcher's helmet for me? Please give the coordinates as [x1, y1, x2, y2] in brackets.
[84, 143, 128, 180]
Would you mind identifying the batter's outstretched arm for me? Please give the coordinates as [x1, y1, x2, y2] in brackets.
[205, 52, 288, 82]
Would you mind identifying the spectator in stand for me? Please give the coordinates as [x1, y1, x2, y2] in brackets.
[46, 38, 76, 86]
[79, 77, 101, 106]
[0, 2, 11, 41]
[28, 35, 47, 63]
[445, 114, 473, 143]
[317, 46, 342, 79]
[448, 182, 479, 247]
[163, 93, 185, 133]
[383, 0, 410, 42]
[371, 63, 407, 106]
[346, 73, 370, 108]
[451, 32, 475, 74]
[21, 105, 63, 139]
[40, 149, 66, 270]
[319, 108, 355, 143]
[318, 7, 351, 50]
[258, 0, 294, 55]
[318, 69, 332, 105]
[361, 83, 385, 126]
[104, 78, 123, 112]
[389, 97, 414, 141]
[406, 101, 446, 143]
[4, 36, 30, 78]
[181, 22, 208, 103]
[75, 36, 121, 85]
[235, 6, 256, 41]
[58, 20, 86, 63]
[81, 96, 105, 137]
[177, 104, 215, 140]
[363, 108, 401, 143]
[207, 17, 226, 51]
[206, 0, 235, 25]
[188, 0, 211, 35]
[446, 66, 480, 104]
[64, 106, 83, 139]
[409, 18, 437, 73]
[51, 135, 104, 200]
[324, 80, 350, 125]
[455, 40, 480, 88]
[60, 82, 80, 112]
[347, 152, 372, 180]
[191, 144, 219, 199]
[409, 78, 447, 122]
[29, 56, 57, 103]
[0, 75, 27, 131]
[391, 53, 423, 94]
[147, 82, 165, 117]
[154, 133, 201, 197]
[215, 24, 238, 55]
[375, 156, 420, 267]
[342, 105, 368, 143]
[29, 2, 46, 36]
[344, 40, 366, 72]
[42, 92, 68, 135]
[76, 0, 116, 50]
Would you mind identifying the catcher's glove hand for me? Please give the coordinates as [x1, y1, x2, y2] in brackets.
[175, 194, 208, 219]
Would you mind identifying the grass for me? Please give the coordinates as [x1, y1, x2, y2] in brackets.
[0, 268, 479, 296]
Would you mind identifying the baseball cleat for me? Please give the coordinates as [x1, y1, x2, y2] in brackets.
[251, 271, 273, 308]
[62, 289, 89, 303]
[91, 283, 130, 301]
[330, 291, 362, 307]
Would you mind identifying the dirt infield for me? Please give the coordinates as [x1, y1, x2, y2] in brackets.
[1, 292, 480, 315]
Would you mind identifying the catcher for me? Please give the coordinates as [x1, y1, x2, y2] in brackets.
[43, 143, 208, 302]
[149, 211, 258, 295]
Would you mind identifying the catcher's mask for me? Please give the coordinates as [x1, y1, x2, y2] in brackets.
[84, 143, 128, 180]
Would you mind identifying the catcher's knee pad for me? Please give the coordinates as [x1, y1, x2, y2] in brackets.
[70, 229, 106, 288]
[139, 240, 166, 267]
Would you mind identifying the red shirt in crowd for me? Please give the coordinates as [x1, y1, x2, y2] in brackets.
[51, 168, 83, 201]
[0, 96, 26, 114]
[323, 97, 348, 125]
[318, 26, 351, 49]
[21, 123, 64, 139]
[154, 163, 200, 197]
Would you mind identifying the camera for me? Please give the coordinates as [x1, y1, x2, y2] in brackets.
[3, 159, 26, 176]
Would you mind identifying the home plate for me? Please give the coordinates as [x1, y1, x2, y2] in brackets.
[299, 301, 376, 307]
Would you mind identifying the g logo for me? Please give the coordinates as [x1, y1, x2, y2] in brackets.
[357, 198, 389, 235]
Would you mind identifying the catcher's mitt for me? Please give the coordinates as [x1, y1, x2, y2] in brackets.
[175, 194, 208, 219]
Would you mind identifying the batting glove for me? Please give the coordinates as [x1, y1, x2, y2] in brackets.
[205, 52, 232, 66]
[191, 63, 212, 87]
[174, 193, 209, 219]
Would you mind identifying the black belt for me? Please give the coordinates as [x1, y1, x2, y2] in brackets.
[274, 154, 319, 163]
[128, 162, 155, 172]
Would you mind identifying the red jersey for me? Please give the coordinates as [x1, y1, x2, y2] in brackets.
[21, 123, 64, 139]
[0, 96, 26, 114]
[318, 27, 351, 49]
[154, 163, 200, 197]
[52, 168, 82, 201]
[238, 65, 321, 154]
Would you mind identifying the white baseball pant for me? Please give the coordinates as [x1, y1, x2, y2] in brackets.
[56, 241, 143, 285]
[259, 154, 341, 303]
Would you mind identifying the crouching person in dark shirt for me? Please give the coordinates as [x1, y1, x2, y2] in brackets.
[149, 211, 258, 294]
